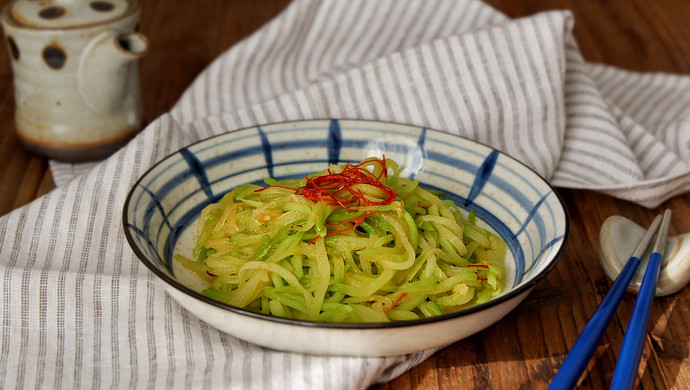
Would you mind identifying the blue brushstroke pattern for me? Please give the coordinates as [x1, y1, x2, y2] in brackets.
[522, 235, 564, 276]
[127, 223, 165, 269]
[140, 185, 172, 231]
[180, 148, 213, 199]
[516, 192, 550, 238]
[257, 126, 274, 178]
[328, 119, 342, 165]
[465, 149, 499, 207]
[167, 194, 223, 270]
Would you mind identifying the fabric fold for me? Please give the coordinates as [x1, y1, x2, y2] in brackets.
[51, 1, 690, 207]
[176, 10, 573, 183]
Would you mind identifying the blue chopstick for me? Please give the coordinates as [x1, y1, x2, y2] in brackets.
[549, 215, 663, 390]
[609, 209, 672, 390]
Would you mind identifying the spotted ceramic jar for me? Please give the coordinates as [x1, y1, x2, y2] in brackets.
[1, 0, 148, 162]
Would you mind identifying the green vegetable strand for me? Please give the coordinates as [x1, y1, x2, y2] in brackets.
[176, 157, 506, 322]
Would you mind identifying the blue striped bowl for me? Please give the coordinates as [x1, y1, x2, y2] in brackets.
[123, 119, 569, 356]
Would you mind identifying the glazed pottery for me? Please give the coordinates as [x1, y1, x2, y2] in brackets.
[123, 119, 570, 356]
[1, 0, 148, 161]
[600, 215, 690, 296]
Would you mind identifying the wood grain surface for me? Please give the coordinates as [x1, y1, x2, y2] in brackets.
[0, 1, 688, 389]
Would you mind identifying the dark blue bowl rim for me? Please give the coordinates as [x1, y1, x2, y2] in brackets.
[122, 118, 571, 330]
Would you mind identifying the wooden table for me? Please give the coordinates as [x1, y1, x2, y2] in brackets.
[0, 1, 688, 389]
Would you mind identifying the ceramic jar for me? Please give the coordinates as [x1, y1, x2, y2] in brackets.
[1, 0, 148, 162]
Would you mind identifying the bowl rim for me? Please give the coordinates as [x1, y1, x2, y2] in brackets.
[122, 118, 571, 329]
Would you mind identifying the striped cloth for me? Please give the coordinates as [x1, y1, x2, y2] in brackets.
[3, 0, 689, 388]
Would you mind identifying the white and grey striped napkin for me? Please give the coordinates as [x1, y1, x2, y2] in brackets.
[3, 0, 689, 388]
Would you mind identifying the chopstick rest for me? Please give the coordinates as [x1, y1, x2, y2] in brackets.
[599, 215, 689, 296]
[609, 209, 672, 389]
[549, 215, 663, 390]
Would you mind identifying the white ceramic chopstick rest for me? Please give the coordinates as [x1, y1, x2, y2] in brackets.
[599, 215, 690, 296]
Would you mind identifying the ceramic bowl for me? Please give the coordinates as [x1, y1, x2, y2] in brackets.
[123, 119, 569, 356]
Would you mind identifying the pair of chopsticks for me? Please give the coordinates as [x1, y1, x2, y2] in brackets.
[550, 209, 672, 390]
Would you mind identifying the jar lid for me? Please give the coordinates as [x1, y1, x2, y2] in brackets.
[7, 0, 135, 29]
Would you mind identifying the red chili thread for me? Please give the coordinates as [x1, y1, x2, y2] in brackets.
[467, 264, 489, 281]
[325, 211, 374, 235]
[385, 293, 407, 314]
[293, 157, 397, 208]
[258, 157, 398, 236]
